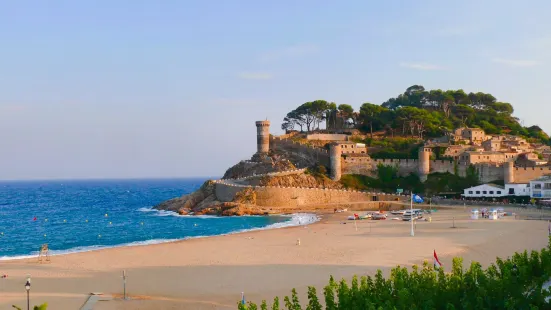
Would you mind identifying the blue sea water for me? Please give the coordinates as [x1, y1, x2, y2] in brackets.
[0, 179, 315, 259]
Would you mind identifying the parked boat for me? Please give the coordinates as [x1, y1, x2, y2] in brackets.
[402, 209, 423, 221]
[390, 210, 406, 215]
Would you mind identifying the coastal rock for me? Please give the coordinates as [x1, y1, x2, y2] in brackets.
[222, 155, 295, 179]
[154, 180, 218, 215]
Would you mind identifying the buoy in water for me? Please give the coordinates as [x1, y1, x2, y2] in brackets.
[44, 234, 46, 237]
[64, 219, 67, 223]
[85, 220, 88, 223]
[140, 222, 144, 225]
[98, 234, 102, 238]
[105, 214, 108, 217]
[109, 222, 112, 225]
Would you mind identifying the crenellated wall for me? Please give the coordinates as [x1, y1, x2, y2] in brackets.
[513, 166, 551, 183]
[270, 139, 330, 167]
[214, 180, 404, 208]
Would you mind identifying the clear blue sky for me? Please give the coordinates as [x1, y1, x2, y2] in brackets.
[1, 1, 550, 180]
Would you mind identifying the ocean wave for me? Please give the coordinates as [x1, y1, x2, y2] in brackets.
[137, 207, 221, 218]
[0, 213, 319, 261]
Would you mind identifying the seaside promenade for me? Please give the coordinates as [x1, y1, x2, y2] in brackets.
[1, 206, 550, 309]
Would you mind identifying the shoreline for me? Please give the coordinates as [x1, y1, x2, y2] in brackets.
[0, 212, 321, 262]
[2, 206, 550, 310]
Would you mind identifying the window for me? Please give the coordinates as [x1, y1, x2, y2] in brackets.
[469, 191, 473, 194]
[497, 191, 502, 194]
[483, 191, 487, 194]
[545, 183, 551, 190]
[489, 191, 494, 194]
[476, 191, 481, 194]
[535, 184, 542, 189]
[509, 188, 514, 195]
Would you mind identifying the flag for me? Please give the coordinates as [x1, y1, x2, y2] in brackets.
[241, 292, 245, 305]
[434, 250, 442, 269]
[413, 194, 424, 204]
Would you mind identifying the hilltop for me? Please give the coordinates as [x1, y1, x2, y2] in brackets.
[282, 85, 550, 146]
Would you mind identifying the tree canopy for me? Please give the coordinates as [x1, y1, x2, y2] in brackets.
[281, 85, 549, 145]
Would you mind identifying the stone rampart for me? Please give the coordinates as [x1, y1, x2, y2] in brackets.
[514, 166, 551, 183]
[213, 179, 405, 208]
[271, 139, 330, 167]
[306, 133, 348, 141]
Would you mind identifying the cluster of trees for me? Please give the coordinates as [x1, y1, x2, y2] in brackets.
[339, 164, 480, 195]
[238, 241, 551, 309]
[281, 85, 550, 144]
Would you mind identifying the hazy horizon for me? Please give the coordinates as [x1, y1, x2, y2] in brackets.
[1, 0, 550, 180]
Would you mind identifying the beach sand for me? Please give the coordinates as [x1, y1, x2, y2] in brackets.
[1, 206, 550, 309]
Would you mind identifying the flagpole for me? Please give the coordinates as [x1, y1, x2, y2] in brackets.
[410, 194, 414, 237]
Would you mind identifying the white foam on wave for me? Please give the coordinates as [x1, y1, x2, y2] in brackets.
[137, 207, 221, 218]
[0, 213, 319, 261]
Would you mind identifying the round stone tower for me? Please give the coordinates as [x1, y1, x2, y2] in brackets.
[255, 120, 271, 154]
[330, 143, 342, 181]
[504, 161, 514, 184]
[418, 147, 431, 182]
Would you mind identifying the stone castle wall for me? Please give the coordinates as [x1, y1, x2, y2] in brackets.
[270, 139, 330, 167]
[306, 133, 348, 141]
[214, 178, 405, 209]
[513, 166, 551, 183]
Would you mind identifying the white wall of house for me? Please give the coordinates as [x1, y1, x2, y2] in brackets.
[505, 184, 531, 196]
[530, 179, 551, 199]
[463, 184, 506, 198]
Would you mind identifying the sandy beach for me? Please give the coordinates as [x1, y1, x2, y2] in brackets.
[1, 206, 550, 310]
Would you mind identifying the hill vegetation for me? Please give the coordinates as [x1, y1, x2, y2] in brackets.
[281, 85, 550, 145]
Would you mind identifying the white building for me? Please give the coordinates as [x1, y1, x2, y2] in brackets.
[505, 183, 531, 196]
[463, 183, 531, 198]
[530, 175, 551, 199]
[463, 184, 506, 198]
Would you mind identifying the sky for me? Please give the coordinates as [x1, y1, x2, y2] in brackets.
[1, 0, 550, 180]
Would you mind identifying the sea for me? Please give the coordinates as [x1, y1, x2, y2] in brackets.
[0, 178, 317, 260]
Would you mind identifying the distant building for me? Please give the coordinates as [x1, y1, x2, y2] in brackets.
[463, 183, 530, 198]
[337, 142, 367, 154]
[516, 153, 548, 167]
[530, 175, 551, 199]
[459, 151, 508, 165]
[463, 184, 505, 198]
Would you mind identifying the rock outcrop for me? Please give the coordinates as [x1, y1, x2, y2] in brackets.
[222, 154, 296, 179]
[153, 180, 270, 216]
[255, 173, 343, 189]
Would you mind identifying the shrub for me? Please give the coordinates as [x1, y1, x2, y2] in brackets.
[238, 239, 551, 309]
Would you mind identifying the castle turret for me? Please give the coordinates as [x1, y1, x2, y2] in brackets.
[504, 161, 514, 184]
[418, 147, 431, 182]
[255, 120, 270, 154]
[330, 143, 342, 181]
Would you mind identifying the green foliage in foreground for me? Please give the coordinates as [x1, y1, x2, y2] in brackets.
[238, 239, 551, 310]
[12, 303, 48, 310]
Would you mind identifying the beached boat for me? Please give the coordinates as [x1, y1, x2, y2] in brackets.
[372, 212, 387, 220]
[390, 210, 406, 215]
[402, 209, 423, 221]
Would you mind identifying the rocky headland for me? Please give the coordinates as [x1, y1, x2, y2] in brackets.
[153, 151, 342, 216]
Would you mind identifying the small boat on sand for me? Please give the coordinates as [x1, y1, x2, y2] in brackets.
[390, 210, 406, 215]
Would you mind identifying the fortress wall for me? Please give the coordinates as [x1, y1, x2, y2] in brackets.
[429, 160, 458, 174]
[372, 159, 418, 176]
[476, 164, 504, 183]
[214, 180, 405, 208]
[342, 161, 375, 175]
[255, 187, 404, 208]
[513, 167, 551, 183]
[215, 182, 246, 202]
[271, 140, 330, 167]
[306, 134, 348, 141]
